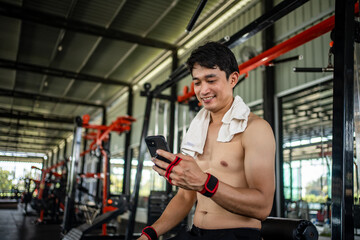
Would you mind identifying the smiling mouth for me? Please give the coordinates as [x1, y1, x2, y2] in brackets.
[201, 96, 215, 102]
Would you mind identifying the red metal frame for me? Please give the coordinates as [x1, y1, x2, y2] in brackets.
[238, 2, 359, 76]
[178, 82, 195, 103]
[78, 114, 135, 235]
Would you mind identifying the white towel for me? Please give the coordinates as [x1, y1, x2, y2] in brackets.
[181, 96, 250, 157]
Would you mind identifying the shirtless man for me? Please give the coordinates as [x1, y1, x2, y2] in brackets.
[139, 42, 275, 240]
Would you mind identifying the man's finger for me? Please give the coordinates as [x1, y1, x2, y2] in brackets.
[152, 164, 166, 176]
[152, 157, 168, 170]
[156, 149, 177, 162]
[176, 153, 189, 160]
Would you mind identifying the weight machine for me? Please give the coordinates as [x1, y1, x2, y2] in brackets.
[62, 114, 135, 239]
[21, 159, 68, 223]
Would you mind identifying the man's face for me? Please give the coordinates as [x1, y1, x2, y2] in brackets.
[192, 63, 238, 113]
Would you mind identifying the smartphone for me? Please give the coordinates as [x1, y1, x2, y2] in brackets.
[145, 135, 171, 164]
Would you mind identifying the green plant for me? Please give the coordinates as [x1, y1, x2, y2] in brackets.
[0, 167, 13, 192]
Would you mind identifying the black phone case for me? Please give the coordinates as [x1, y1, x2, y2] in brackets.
[145, 135, 171, 164]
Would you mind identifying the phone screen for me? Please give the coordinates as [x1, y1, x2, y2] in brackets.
[145, 135, 171, 164]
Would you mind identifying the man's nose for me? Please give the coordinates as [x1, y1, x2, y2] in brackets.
[199, 83, 210, 95]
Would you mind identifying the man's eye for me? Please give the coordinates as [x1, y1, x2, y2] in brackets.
[194, 82, 201, 86]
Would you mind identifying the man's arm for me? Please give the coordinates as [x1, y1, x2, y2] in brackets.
[153, 118, 275, 221]
[137, 188, 196, 240]
[210, 118, 275, 220]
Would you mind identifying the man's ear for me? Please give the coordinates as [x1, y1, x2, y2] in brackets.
[229, 71, 240, 88]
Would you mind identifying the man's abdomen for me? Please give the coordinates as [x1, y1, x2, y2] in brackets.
[193, 196, 261, 230]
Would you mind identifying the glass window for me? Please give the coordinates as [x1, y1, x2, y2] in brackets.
[280, 81, 333, 229]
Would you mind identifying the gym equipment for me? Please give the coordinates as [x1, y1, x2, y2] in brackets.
[125, 1, 326, 238]
[163, 101, 169, 139]
[293, 42, 334, 73]
[177, 82, 201, 113]
[25, 160, 68, 223]
[154, 99, 160, 135]
[63, 197, 127, 240]
[261, 217, 318, 240]
[355, 204, 360, 236]
[354, 27, 360, 206]
[21, 177, 38, 214]
[62, 114, 135, 237]
[147, 191, 186, 238]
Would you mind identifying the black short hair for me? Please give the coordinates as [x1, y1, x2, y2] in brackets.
[186, 42, 239, 79]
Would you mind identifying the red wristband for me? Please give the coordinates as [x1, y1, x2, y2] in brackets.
[165, 156, 182, 185]
[199, 173, 219, 197]
[141, 226, 158, 240]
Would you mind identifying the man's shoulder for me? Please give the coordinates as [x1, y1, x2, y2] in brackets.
[244, 113, 273, 136]
[247, 113, 268, 127]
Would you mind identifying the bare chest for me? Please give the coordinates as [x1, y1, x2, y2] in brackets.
[196, 123, 245, 177]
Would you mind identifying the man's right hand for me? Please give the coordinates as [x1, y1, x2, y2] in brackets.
[152, 150, 208, 191]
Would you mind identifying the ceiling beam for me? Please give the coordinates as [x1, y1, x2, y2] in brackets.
[0, 136, 61, 144]
[0, 58, 130, 87]
[0, 143, 53, 152]
[0, 131, 65, 141]
[0, 139, 57, 147]
[0, 120, 73, 132]
[0, 156, 44, 163]
[0, 143, 51, 150]
[0, 87, 105, 108]
[0, 2, 176, 50]
[0, 145, 49, 153]
[0, 108, 74, 124]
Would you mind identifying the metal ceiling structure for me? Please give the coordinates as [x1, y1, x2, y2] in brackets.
[0, 0, 241, 159]
[0, 0, 335, 164]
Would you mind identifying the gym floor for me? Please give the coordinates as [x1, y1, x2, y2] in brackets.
[0, 206, 61, 240]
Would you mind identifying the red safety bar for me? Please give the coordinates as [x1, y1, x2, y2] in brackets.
[238, 2, 359, 76]
[80, 115, 135, 156]
[80, 172, 103, 179]
[100, 147, 109, 235]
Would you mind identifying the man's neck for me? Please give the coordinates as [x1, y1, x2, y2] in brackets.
[209, 97, 234, 124]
